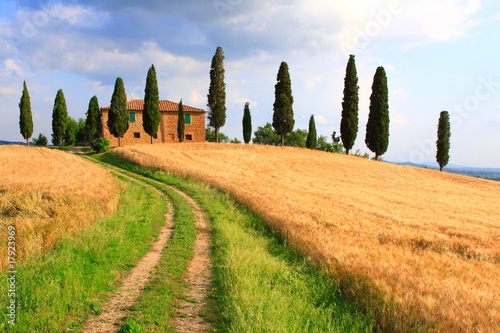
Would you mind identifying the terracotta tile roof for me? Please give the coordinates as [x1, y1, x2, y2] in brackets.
[101, 99, 206, 113]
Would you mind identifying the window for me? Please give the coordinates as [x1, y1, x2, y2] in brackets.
[130, 112, 136, 122]
[185, 114, 191, 124]
[185, 134, 193, 141]
[134, 132, 140, 138]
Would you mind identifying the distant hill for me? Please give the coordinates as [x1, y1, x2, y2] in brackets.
[391, 161, 500, 181]
[0, 140, 26, 146]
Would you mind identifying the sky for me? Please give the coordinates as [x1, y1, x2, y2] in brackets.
[1, 0, 499, 168]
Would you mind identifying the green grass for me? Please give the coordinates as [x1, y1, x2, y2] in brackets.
[0, 175, 166, 332]
[95, 152, 377, 332]
[90, 154, 198, 332]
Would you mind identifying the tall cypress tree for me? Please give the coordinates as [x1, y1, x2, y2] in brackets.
[19, 81, 33, 146]
[365, 66, 390, 160]
[107, 77, 128, 146]
[436, 111, 451, 171]
[340, 55, 359, 155]
[143, 64, 160, 144]
[52, 89, 68, 148]
[242, 102, 252, 144]
[273, 61, 294, 146]
[177, 99, 185, 143]
[85, 95, 101, 142]
[207, 46, 226, 143]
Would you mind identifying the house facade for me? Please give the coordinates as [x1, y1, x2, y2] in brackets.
[101, 99, 206, 146]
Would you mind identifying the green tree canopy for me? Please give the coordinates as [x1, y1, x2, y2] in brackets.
[207, 46, 227, 143]
[177, 99, 185, 142]
[52, 89, 68, 148]
[365, 66, 390, 160]
[19, 81, 33, 146]
[52, 117, 86, 146]
[143, 64, 160, 143]
[242, 102, 252, 144]
[85, 95, 101, 142]
[306, 115, 317, 149]
[253, 123, 307, 148]
[436, 111, 451, 171]
[317, 135, 345, 153]
[107, 77, 129, 146]
[272, 61, 294, 145]
[206, 127, 230, 143]
[32, 133, 47, 147]
[340, 55, 359, 155]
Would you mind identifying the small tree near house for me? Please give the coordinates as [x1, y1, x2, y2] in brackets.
[177, 99, 185, 142]
[52, 89, 68, 148]
[143, 64, 160, 144]
[85, 96, 101, 142]
[107, 77, 129, 146]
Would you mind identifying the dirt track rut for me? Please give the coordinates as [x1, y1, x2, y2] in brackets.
[80, 160, 213, 332]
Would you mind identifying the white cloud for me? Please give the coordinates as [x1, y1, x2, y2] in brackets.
[4, 58, 24, 76]
[391, 113, 407, 126]
[41, 3, 109, 28]
[315, 114, 328, 124]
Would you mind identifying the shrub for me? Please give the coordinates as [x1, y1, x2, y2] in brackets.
[91, 138, 110, 153]
[32, 133, 48, 146]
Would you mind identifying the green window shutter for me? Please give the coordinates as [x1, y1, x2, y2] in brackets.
[185, 114, 191, 124]
[130, 112, 136, 122]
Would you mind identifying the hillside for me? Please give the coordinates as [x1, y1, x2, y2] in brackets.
[0, 146, 119, 265]
[115, 143, 500, 332]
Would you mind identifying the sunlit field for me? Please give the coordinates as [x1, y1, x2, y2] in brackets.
[115, 142, 500, 332]
[0, 146, 119, 266]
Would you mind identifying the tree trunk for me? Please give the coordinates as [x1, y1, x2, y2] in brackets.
[59, 137, 63, 148]
[345, 149, 349, 155]
[118, 137, 121, 147]
[440, 166, 443, 171]
[151, 135, 153, 144]
[26, 138, 29, 146]
[215, 128, 219, 143]
[281, 135, 285, 146]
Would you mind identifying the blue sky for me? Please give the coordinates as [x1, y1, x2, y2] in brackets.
[1, 0, 499, 167]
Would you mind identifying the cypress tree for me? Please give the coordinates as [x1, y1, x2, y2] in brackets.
[273, 61, 294, 146]
[306, 115, 317, 149]
[177, 99, 185, 142]
[436, 111, 451, 171]
[52, 89, 68, 148]
[242, 102, 252, 144]
[340, 55, 359, 155]
[207, 46, 226, 143]
[19, 81, 33, 146]
[365, 66, 390, 160]
[143, 64, 160, 144]
[107, 77, 128, 146]
[85, 96, 101, 142]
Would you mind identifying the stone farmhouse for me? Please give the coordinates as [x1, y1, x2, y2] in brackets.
[101, 99, 206, 146]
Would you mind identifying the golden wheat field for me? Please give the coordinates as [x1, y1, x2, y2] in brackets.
[115, 142, 500, 332]
[0, 146, 119, 266]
